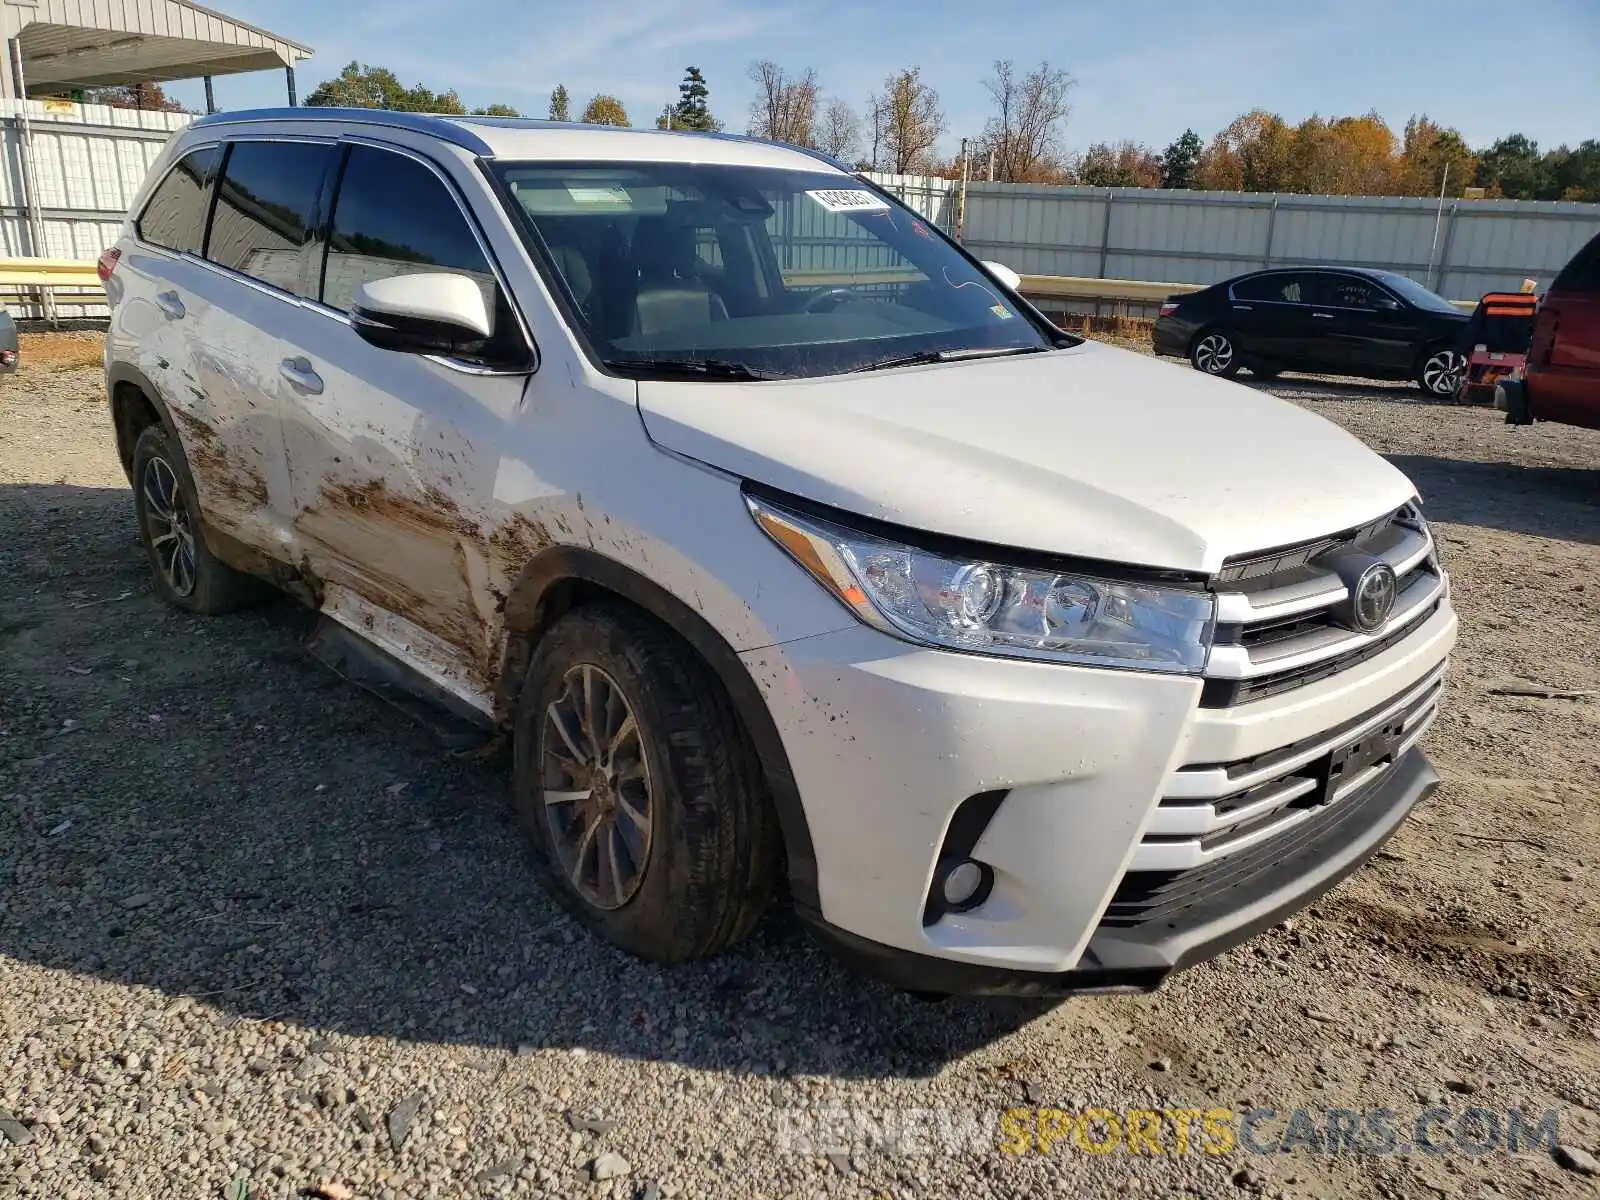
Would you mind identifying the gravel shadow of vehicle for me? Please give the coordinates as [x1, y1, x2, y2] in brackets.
[1384, 454, 1597, 545]
[0, 483, 1053, 1079]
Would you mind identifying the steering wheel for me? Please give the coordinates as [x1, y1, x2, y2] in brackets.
[802, 287, 860, 314]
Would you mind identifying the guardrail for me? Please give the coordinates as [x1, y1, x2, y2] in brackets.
[0, 258, 100, 286]
[0, 258, 1483, 318]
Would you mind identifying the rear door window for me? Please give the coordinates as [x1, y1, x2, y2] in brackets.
[206, 140, 335, 297]
[321, 143, 524, 366]
[1233, 274, 1309, 304]
[137, 145, 223, 254]
[1552, 233, 1600, 295]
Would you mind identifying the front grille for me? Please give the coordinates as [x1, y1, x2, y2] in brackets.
[1203, 505, 1446, 708]
[1117, 665, 1443, 890]
[1104, 670, 1442, 928]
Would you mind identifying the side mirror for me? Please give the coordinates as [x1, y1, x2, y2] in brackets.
[350, 272, 494, 357]
[980, 260, 1023, 292]
[1375, 295, 1402, 311]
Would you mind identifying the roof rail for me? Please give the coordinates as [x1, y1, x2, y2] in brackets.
[690, 128, 853, 173]
[189, 107, 496, 157]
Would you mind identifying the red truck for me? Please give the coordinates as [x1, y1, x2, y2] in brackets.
[1498, 229, 1600, 430]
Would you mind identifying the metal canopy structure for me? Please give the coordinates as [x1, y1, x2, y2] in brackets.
[2, 0, 312, 101]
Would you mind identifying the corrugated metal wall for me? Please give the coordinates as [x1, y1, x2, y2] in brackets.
[2, 98, 190, 317]
[869, 173, 1600, 301]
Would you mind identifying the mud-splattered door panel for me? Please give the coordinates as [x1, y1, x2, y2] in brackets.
[278, 316, 527, 688]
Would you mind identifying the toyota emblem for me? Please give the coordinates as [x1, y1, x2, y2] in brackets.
[1350, 562, 1398, 633]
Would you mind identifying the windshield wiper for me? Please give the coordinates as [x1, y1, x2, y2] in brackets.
[603, 357, 777, 381]
[852, 345, 1049, 372]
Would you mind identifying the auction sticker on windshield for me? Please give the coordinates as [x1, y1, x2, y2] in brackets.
[807, 189, 891, 213]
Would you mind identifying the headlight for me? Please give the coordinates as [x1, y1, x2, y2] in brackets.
[748, 496, 1215, 673]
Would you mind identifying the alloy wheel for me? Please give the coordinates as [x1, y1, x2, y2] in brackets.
[1194, 333, 1234, 374]
[141, 455, 197, 597]
[540, 664, 653, 911]
[1422, 349, 1464, 396]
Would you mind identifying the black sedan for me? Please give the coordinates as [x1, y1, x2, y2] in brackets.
[1152, 267, 1469, 396]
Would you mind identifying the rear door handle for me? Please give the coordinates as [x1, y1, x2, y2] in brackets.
[1312, 311, 1336, 320]
[279, 357, 324, 395]
[155, 290, 185, 320]
[1232, 304, 1253, 311]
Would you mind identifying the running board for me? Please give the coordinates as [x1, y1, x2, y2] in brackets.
[306, 616, 499, 755]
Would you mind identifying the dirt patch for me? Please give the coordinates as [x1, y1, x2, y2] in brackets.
[17, 331, 103, 372]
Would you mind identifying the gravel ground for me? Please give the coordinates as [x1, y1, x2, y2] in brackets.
[2, 334, 1598, 1200]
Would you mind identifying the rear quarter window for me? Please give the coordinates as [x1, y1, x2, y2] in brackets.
[136, 145, 223, 254]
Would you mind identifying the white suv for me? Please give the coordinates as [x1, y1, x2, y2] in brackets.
[101, 109, 1456, 995]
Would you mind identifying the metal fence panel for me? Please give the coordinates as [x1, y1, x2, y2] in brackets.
[869, 173, 1600, 301]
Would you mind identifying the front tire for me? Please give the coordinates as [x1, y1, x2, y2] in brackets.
[1417, 347, 1464, 398]
[512, 603, 779, 964]
[130, 424, 266, 615]
[1190, 330, 1241, 378]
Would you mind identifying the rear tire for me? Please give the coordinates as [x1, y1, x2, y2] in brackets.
[512, 603, 780, 964]
[1416, 347, 1464, 398]
[1190, 330, 1241, 378]
[130, 424, 268, 615]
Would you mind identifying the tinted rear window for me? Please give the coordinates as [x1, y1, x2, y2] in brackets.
[206, 140, 334, 296]
[137, 145, 223, 255]
[1233, 274, 1309, 303]
[1552, 233, 1600, 295]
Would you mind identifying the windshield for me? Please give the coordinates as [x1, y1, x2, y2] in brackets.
[493, 161, 1059, 378]
[1374, 272, 1460, 315]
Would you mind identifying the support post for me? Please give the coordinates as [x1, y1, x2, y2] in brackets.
[203, 75, 215, 114]
[955, 136, 969, 244]
[1262, 195, 1279, 269]
[9, 38, 56, 326]
[1433, 202, 1460, 297]
[1097, 189, 1115, 278]
[285, 65, 297, 107]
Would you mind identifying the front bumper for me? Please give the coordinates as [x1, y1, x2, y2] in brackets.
[810, 748, 1437, 996]
[742, 599, 1456, 988]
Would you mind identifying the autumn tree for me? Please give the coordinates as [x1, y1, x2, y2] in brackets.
[581, 94, 630, 127]
[473, 103, 522, 117]
[1197, 110, 1295, 191]
[977, 59, 1074, 183]
[673, 66, 719, 132]
[83, 83, 189, 112]
[1159, 129, 1203, 189]
[1077, 141, 1161, 188]
[305, 62, 466, 113]
[815, 98, 861, 161]
[1397, 115, 1475, 196]
[548, 85, 571, 122]
[746, 61, 818, 147]
[872, 67, 945, 174]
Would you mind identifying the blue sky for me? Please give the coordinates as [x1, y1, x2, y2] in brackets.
[170, 0, 1599, 159]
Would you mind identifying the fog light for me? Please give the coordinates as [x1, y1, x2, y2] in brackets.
[941, 859, 989, 909]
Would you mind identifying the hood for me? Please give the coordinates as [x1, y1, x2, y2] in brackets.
[636, 341, 1417, 575]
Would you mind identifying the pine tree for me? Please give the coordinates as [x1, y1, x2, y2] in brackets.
[548, 84, 570, 122]
[671, 67, 718, 132]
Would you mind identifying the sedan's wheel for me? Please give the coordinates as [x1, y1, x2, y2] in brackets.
[1418, 348, 1465, 397]
[1190, 331, 1241, 377]
[130, 423, 267, 614]
[513, 604, 780, 963]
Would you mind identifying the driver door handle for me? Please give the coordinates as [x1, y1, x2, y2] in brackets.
[280, 356, 324, 395]
[155, 290, 186, 320]
[1312, 311, 1336, 320]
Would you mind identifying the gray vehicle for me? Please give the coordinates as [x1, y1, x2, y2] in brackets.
[0, 305, 17, 373]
